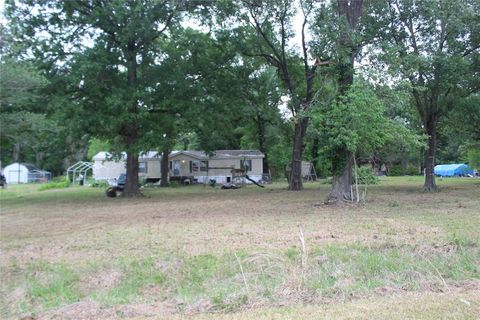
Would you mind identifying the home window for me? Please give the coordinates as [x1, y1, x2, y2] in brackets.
[190, 160, 208, 172]
[139, 162, 147, 174]
[240, 160, 252, 172]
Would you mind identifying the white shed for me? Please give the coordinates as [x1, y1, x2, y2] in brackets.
[3, 163, 51, 184]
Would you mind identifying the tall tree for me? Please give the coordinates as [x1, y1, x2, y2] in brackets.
[324, 0, 365, 202]
[143, 27, 249, 184]
[5, 0, 193, 196]
[313, 82, 392, 192]
[227, 0, 326, 190]
[378, 0, 480, 191]
[237, 64, 283, 174]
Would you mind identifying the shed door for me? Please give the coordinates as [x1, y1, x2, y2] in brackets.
[8, 170, 23, 183]
[8, 171, 18, 183]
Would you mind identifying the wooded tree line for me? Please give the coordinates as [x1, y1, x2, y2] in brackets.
[1, 0, 479, 202]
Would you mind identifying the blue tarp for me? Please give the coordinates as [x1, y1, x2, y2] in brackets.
[434, 163, 474, 177]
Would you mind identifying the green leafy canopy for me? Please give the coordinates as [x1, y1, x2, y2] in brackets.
[312, 82, 390, 155]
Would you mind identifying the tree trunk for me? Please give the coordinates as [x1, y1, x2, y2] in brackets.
[160, 148, 170, 187]
[400, 146, 407, 175]
[257, 115, 270, 174]
[35, 151, 44, 169]
[325, 0, 363, 204]
[420, 147, 425, 176]
[423, 117, 438, 192]
[311, 137, 319, 173]
[121, 41, 142, 197]
[13, 143, 20, 162]
[289, 118, 308, 190]
[123, 150, 141, 197]
[327, 51, 354, 203]
[326, 151, 353, 203]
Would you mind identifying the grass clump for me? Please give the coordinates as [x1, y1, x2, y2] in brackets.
[177, 253, 245, 309]
[99, 257, 166, 304]
[38, 177, 70, 191]
[89, 179, 109, 188]
[305, 244, 479, 297]
[25, 261, 80, 309]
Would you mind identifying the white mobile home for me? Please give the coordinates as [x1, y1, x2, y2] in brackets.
[92, 151, 162, 181]
[92, 150, 265, 184]
[169, 150, 264, 184]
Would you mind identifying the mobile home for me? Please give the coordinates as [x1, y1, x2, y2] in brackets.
[92, 151, 162, 181]
[92, 150, 265, 184]
[168, 150, 264, 184]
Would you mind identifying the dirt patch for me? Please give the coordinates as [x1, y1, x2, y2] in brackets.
[114, 302, 177, 318]
[34, 301, 179, 320]
[374, 286, 407, 296]
[184, 299, 215, 314]
[36, 301, 113, 320]
[3, 287, 26, 308]
[413, 244, 459, 256]
[79, 269, 122, 294]
[450, 279, 480, 291]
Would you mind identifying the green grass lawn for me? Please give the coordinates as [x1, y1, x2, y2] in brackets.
[1, 177, 479, 319]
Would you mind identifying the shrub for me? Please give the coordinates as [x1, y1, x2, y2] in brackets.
[90, 180, 110, 188]
[388, 165, 420, 176]
[38, 176, 70, 191]
[388, 165, 403, 176]
[406, 166, 420, 176]
[357, 166, 379, 185]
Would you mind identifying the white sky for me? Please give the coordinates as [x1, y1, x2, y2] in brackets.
[0, 0, 6, 24]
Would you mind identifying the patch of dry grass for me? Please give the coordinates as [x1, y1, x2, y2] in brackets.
[178, 290, 480, 320]
[0, 177, 479, 319]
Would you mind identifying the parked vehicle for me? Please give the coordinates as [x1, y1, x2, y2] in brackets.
[0, 173, 7, 189]
[105, 173, 126, 197]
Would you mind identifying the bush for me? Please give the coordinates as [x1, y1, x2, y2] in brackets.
[357, 166, 379, 185]
[38, 177, 70, 191]
[388, 165, 403, 176]
[406, 166, 420, 176]
[388, 165, 420, 176]
[90, 180, 110, 188]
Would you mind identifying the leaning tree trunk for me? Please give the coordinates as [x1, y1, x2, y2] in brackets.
[423, 115, 438, 192]
[289, 117, 308, 190]
[160, 148, 170, 187]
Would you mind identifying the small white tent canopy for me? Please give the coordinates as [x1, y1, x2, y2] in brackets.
[67, 161, 93, 185]
[3, 163, 51, 184]
[301, 161, 317, 181]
